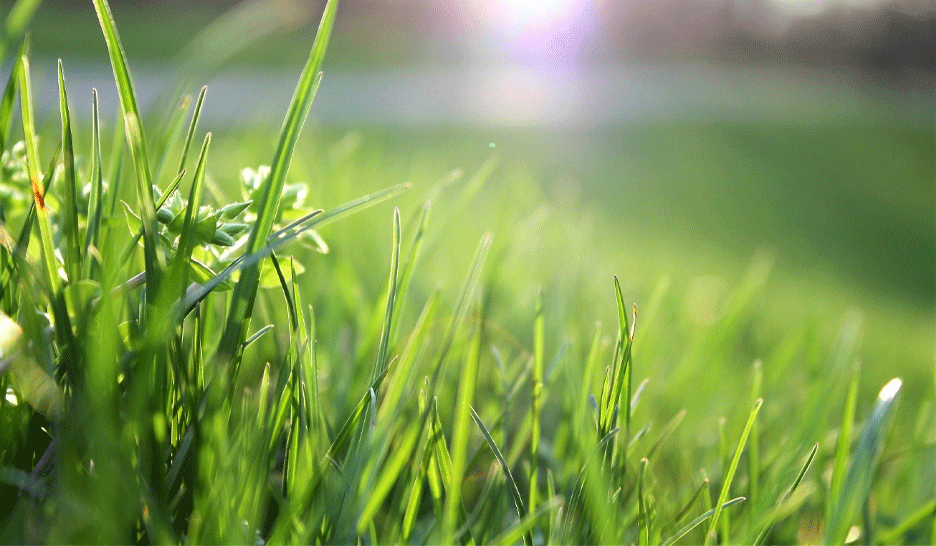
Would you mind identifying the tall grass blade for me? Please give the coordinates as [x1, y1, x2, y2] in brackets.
[218, 0, 339, 366]
[824, 377, 902, 545]
[704, 398, 762, 545]
[57, 60, 82, 283]
[471, 406, 531, 545]
[83, 89, 104, 275]
[827, 360, 861, 521]
[753, 443, 818, 546]
[93, 0, 163, 291]
[0, 39, 28, 153]
[18, 54, 58, 294]
[529, 288, 544, 519]
[176, 86, 207, 176]
[371, 207, 401, 383]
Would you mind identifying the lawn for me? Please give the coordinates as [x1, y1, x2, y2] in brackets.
[0, 0, 933, 544]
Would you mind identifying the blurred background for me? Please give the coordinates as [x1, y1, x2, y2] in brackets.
[12, 0, 936, 389]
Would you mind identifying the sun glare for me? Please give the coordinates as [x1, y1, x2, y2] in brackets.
[474, 0, 590, 62]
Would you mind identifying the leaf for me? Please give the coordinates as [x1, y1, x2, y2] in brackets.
[217, 0, 341, 368]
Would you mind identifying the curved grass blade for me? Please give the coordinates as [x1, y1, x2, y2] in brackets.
[704, 398, 762, 546]
[824, 378, 902, 545]
[0, 38, 28, 153]
[180, 182, 408, 318]
[57, 60, 82, 282]
[218, 0, 340, 366]
[753, 443, 818, 546]
[876, 498, 936, 545]
[471, 406, 531, 546]
[661, 497, 746, 546]
[93, 0, 163, 291]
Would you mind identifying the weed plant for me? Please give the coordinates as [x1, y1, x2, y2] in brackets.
[0, 0, 933, 544]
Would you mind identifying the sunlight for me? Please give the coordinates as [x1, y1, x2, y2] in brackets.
[474, 0, 590, 62]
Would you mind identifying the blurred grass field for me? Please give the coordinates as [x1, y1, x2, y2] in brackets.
[1, 0, 934, 543]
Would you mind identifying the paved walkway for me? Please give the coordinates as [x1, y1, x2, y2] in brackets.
[25, 61, 936, 128]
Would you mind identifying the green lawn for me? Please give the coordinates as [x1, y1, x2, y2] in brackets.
[1, 0, 934, 544]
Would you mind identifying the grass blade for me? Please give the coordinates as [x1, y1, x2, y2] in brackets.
[371, 207, 401, 383]
[753, 443, 818, 546]
[0, 38, 28, 153]
[824, 378, 902, 545]
[57, 60, 82, 282]
[0, 0, 41, 64]
[704, 398, 762, 545]
[529, 289, 544, 520]
[217, 0, 339, 366]
[93, 0, 164, 291]
[661, 497, 746, 546]
[83, 89, 104, 276]
[471, 406, 531, 546]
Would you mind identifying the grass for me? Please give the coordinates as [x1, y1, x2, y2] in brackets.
[1, 0, 934, 544]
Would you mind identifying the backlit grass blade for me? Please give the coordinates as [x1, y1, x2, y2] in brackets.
[753, 443, 818, 546]
[151, 94, 190, 183]
[93, 0, 163, 290]
[356, 423, 420, 533]
[704, 398, 762, 545]
[824, 377, 902, 545]
[827, 360, 861, 522]
[0, 0, 41, 64]
[181, 182, 407, 318]
[218, 0, 339, 365]
[471, 406, 531, 546]
[0, 39, 28, 153]
[167, 133, 211, 301]
[529, 288, 544, 519]
[18, 53, 58, 295]
[428, 232, 492, 392]
[371, 207, 401, 383]
[176, 86, 207, 176]
[443, 313, 483, 544]
[83, 89, 104, 275]
[57, 60, 82, 283]
[661, 497, 746, 546]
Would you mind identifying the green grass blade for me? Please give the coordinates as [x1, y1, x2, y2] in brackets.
[93, 0, 163, 290]
[356, 423, 420, 533]
[167, 133, 211, 301]
[18, 54, 58, 295]
[57, 60, 82, 283]
[876, 498, 936, 545]
[471, 406, 531, 546]
[827, 360, 861, 521]
[428, 232, 492, 392]
[443, 313, 483, 544]
[0, 38, 28, 152]
[371, 207, 401, 383]
[489, 496, 560, 546]
[753, 443, 818, 546]
[151, 94, 190, 183]
[704, 398, 762, 545]
[83, 88, 104, 276]
[824, 378, 902, 545]
[529, 288, 544, 519]
[217, 0, 339, 365]
[661, 497, 746, 546]
[0, 0, 41, 64]
[176, 86, 207, 176]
